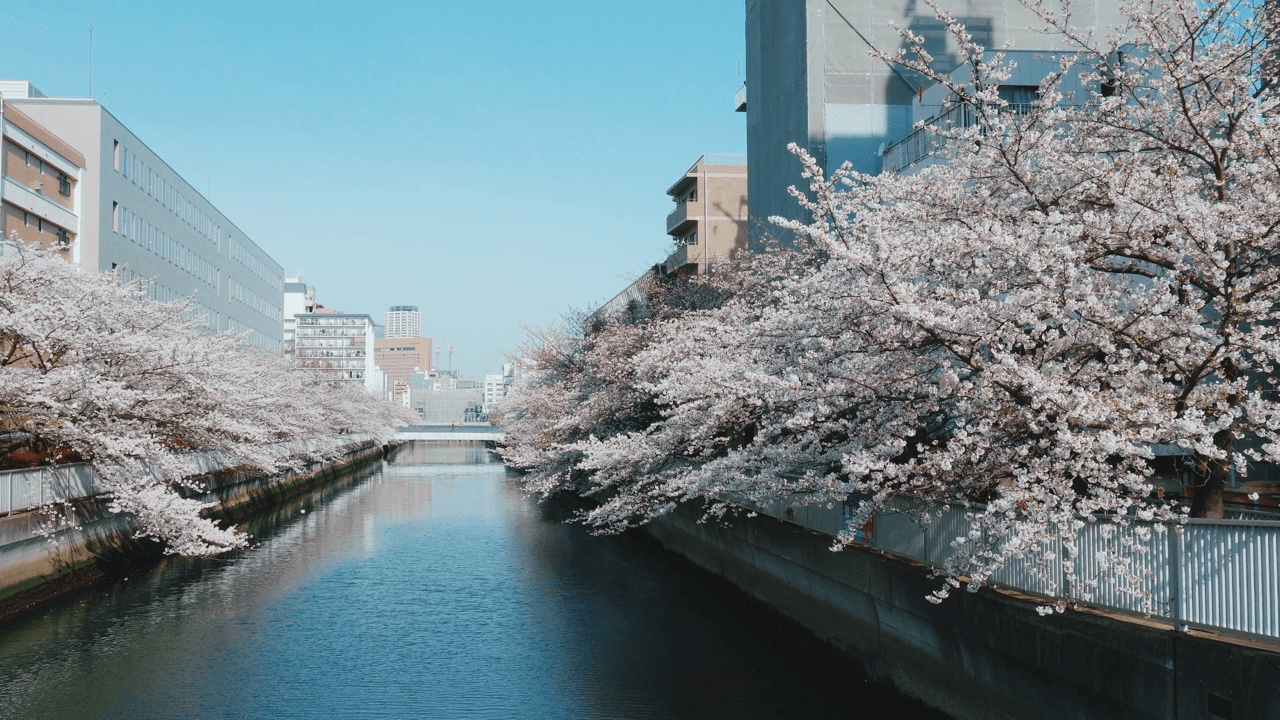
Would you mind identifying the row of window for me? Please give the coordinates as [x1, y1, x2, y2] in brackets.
[299, 337, 364, 348]
[298, 358, 366, 371]
[16, 209, 72, 246]
[113, 203, 218, 288]
[116, 143, 218, 245]
[117, 267, 220, 333]
[297, 316, 368, 327]
[298, 348, 367, 358]
[18, 146, 72, 196]
[226, 317, 282, 351]
[295, 327, 365, 338]
[228, 276, 283, 324]
[229, 237, 283, 293]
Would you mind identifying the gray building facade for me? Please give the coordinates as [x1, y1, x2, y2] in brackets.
[744, 0, 1126, 241]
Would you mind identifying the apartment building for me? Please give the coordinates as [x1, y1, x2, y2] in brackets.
[663, 153, 748, 277]
[0, 89, 83, 257]
[743, 0, 1127, 238]
[2, 81, 284, 351]
[483, 364, 514, 409]
[293, 312, 378, 390]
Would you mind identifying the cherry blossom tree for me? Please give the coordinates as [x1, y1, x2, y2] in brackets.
[503, 0, 1280, 607]
[0, 239, 415, 556]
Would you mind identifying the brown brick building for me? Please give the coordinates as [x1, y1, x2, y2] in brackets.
[1, 93, 82, 256]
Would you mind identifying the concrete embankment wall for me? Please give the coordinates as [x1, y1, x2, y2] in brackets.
[0, 441, 392, 616]
[644, 505, 1280, 720]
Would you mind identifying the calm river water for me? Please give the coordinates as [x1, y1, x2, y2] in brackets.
[0, 443, 934, 720]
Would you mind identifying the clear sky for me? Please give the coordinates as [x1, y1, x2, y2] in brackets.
[0, 0, 747, 375]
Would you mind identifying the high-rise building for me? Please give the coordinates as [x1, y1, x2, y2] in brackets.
[743, 1, 1127, 239]
[2, 81, 285, 351]
[385, 305, 422, 339]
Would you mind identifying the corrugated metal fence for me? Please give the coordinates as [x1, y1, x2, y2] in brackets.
[748, 496, 1280, 643]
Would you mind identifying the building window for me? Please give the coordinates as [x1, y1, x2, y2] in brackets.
[688, 188, 697, 202]
[55, 227, 69, 248]
[113, 140, 120, 172]
[37, 218, 43, 232]
[58, 172, 71, 196]
[112, 202, 120, 233]
[37, 159, 44, 175]
[23, 150, 29, 166]
[685, 232, 698, 246]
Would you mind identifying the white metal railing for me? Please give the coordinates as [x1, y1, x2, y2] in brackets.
[882, 102, 1037, 174]
[747, 496, 1280, 642]
[0, 434, 376, 516]
[882, 102, 976, 174]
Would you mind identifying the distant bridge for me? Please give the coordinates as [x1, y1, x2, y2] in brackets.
[393, 424, 505, 442]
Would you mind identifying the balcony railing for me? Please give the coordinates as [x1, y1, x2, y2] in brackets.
[882, 102, 1035, 174]
[666, 201, 694, 235]
[664, 243, 695, 274]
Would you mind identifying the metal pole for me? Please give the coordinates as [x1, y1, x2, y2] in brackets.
[1169, 523, 1184, 630]
[701, 162, 708, 274]
[0, 92, 5, 239]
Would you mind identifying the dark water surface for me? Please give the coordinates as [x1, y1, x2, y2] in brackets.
[0, 443, 918, 719]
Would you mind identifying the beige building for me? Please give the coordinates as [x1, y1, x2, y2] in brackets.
[1, 93, 83, 256]
[663, 153, 748, 277]
[374, 337, 433, 401]
[588, 154, 748, 329]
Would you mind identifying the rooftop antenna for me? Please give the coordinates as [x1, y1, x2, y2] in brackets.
[88, 26, 93, 97]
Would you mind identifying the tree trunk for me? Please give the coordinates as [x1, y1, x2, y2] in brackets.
[1190, 467, 1225, 519]
[1190, 428, 1231, 519]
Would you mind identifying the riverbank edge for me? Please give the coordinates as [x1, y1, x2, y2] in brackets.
[0, 440, 399, 622]
[639, 502, 1280, 720]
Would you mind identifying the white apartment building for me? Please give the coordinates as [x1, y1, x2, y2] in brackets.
[484, 373, 505, 407]
[2, 81, 284, 351]
[293, 312, 382, 392]
[385, 305, 422, 339]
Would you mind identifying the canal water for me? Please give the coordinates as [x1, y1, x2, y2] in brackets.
[0, 443, 935, 720]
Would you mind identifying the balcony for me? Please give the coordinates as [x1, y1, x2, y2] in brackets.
[666, 201, 696, 235]
[663, 243, 697, 275]
[734, 84, 747, 112]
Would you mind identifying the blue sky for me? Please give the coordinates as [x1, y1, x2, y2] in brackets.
[0, 0, 747, 374]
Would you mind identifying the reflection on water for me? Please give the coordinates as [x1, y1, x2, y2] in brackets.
[0, 442, 928, 720]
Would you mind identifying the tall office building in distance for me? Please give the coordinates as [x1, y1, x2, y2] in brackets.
[385, 305, 421, 339]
